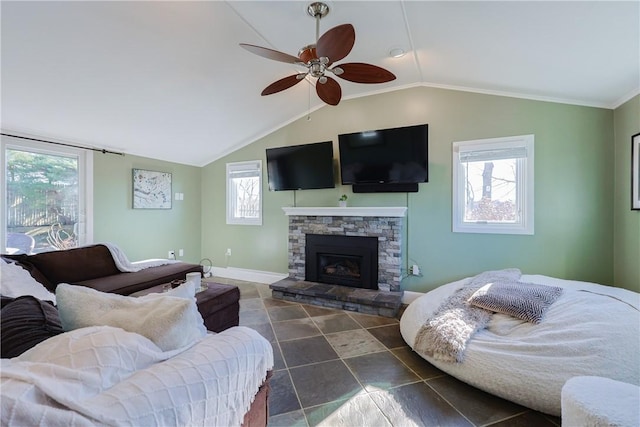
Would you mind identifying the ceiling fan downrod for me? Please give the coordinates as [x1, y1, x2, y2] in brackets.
[307, 2, 329, 43]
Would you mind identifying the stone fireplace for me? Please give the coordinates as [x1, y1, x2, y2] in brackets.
[285, 206, 406, 292]
[270, 207, 406, 317]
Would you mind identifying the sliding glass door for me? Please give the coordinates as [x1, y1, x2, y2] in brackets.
[1, 135, 93, 254]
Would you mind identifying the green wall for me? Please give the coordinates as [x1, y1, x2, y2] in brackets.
[93, 152, 202, 263]
[201, 86, 615, 292]
[613, 95, 640, 292]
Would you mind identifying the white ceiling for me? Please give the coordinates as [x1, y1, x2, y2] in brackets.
[2, 1, 638, 166]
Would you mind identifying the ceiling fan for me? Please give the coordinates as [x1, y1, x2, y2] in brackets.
[240, 2, 396, 106]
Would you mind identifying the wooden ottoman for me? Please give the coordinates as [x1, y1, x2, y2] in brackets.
[131, 281, 240, 333]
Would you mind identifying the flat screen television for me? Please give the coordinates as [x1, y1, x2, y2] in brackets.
[266, 141, 335, 191]
[338, 124, 428, 190]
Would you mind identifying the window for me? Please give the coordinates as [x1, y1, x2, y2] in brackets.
[1, 135, 93, 253]
[226, 160, 262, 225]
[452, 134, 534, 235]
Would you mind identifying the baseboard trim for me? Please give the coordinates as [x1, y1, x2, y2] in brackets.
[211, 267, 288, 284]
[401, 290, 424, 305]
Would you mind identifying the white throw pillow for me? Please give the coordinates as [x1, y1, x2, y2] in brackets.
[0, 261, 56, 303]
[55, 283, 206, 351]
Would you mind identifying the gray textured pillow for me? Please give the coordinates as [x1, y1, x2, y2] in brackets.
[468, 280, 563, 324]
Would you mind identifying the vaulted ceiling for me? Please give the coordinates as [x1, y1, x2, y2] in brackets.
[2, 1, 638, 166]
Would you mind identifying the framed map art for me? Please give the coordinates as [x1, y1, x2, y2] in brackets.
[132, 169, 172, 209]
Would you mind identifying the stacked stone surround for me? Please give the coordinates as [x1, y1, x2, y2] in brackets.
[287, 214, 405, 292]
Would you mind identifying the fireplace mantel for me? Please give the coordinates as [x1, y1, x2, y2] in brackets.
[282, 206, 407, 217]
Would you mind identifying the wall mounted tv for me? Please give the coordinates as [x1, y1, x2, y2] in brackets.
[338, 123, 428, 193]
[266, 141, 335, 191]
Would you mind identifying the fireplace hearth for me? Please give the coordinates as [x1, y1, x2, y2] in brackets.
[305, 234, 378, 290]
[275, 207, 406, 316]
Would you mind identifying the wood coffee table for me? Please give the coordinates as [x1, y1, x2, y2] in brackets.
[131, 281, 240, 333]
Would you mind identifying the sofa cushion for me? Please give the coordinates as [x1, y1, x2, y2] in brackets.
[78, 262, 203, 295]
[0, 295, 64, 358]
[25, 245, 120, 289]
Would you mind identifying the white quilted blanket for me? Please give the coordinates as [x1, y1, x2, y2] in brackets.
[101, 242, 179, 272]
[400, 274, 640, 416]
[1, 325, 273, 426]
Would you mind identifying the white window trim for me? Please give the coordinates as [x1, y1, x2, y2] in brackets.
[452, 134, 534, 235]
[226, 160, 262, 226]
[1, 134, 94, 248]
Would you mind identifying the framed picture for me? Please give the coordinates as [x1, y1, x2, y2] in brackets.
[633, 133, 640, 210]
[132, 169, 172, 209]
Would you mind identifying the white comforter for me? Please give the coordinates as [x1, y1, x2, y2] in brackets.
[1, 325, 273, 426]
[400, 274, 640, 416]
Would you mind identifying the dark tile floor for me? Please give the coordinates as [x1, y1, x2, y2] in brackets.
[215, 277, 561, 427]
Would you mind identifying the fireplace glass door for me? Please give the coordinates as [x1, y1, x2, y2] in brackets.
[305, 234, 378, 290]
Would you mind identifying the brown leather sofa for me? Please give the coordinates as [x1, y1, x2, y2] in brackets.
[2, 244, 202, 296]
[2, 244, 242, 333]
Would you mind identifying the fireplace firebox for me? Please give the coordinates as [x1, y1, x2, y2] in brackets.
[305, 234, 378, 290]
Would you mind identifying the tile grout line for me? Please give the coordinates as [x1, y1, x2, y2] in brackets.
[479, 410, 533, 427]
[423, 380, 477, 427]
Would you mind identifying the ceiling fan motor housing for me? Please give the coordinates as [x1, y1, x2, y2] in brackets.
[298, 45, 317, 63]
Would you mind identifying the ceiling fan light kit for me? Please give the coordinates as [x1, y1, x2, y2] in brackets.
[240, 1, 396, 106]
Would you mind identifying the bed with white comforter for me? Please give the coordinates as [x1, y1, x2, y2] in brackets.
[400, 274, 640, 416]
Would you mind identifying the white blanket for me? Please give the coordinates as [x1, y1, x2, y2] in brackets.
[400, 274, 640, 416]
[1, 325, 273, 426]
[413, 268, 521, 363]
[100, 242, 179, 272]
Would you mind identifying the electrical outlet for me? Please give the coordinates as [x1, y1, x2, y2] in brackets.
[225, 248, 232, 256]
[168, 250, 175, 259]
[410, 264, 420, 275]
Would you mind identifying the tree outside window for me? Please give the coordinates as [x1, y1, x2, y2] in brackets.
[5, 148, 80, 253]
[226, 160, 262, 225]
[463, 158, 517, 223]
[453, 135, 534, 235]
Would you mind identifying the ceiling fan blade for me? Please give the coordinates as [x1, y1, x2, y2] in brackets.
[261, 74, 305, 96]
[316, 24, 355, 65]
[240, 43, 300, 64]
[334, 62, 396, 83]
[316, 76, 342, 106]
